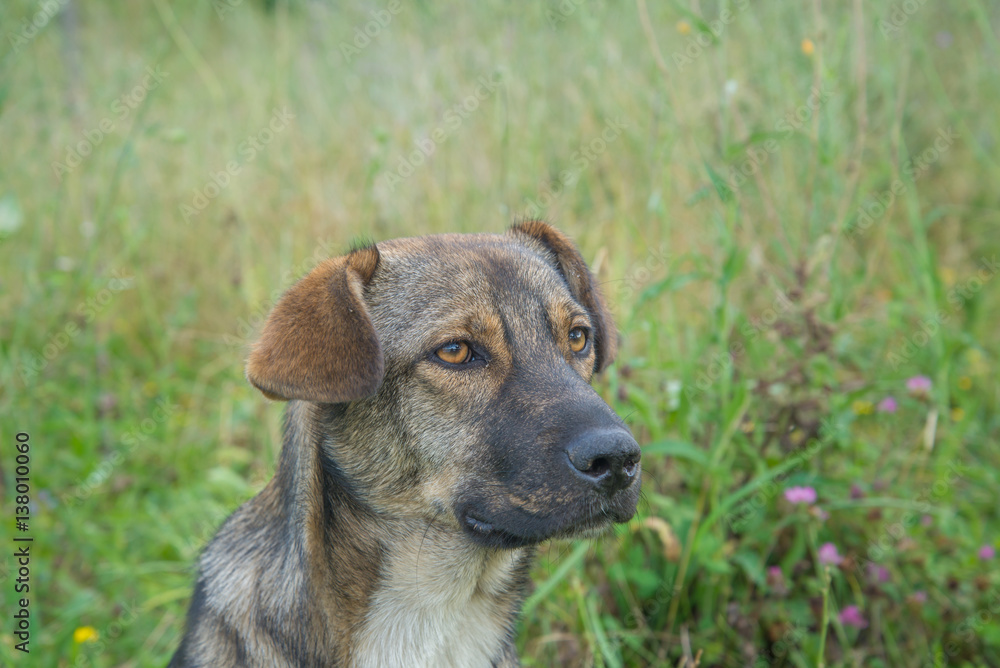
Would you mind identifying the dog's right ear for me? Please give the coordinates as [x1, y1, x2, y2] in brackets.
[245, 245, 383, 404]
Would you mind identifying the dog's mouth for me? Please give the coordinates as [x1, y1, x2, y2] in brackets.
[461, 512, 535, 549]
[458, 503, 633, 550]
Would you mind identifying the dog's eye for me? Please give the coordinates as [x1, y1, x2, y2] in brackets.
[568, 327, 589, 353]
[436, 341, 472, 365]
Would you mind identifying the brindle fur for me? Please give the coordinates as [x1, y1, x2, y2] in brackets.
[169, 222, 642, 667]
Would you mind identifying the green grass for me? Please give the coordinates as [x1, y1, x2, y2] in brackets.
[1, 0, 998, 665]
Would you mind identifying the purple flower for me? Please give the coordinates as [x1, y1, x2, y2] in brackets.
[979, 545, 996, 560]
[818, 542, 843, 566]
[911, 590, 928, 603]
[840, 605, 868, 629]
[810, 506, 830, 521]
[877, 396, 898, 413]
[766, 566, 786, 591]
[907, 375, 932, 397]
[850, 483, 865, 500]
[785, 486, 817, 504]
[921, 514, 933, 527]
[867, 563, 890, 583]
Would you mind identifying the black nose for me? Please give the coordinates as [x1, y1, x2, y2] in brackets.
[565, 429, 641, 494]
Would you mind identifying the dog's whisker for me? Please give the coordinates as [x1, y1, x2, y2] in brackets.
[414, 508, 445, 587]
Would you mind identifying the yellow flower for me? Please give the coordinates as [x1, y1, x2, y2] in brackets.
[958, 376, 972, 390]
[852, 400, 874, 416]
[801, 38, 815, 56]
[677, 20, 692, 36]
[74, 626, 99, 644]
[951, 407, 965, 422]
[740, 420, 756, 433]
[940, 266, 956, 287]
[965, 349, 987, 375]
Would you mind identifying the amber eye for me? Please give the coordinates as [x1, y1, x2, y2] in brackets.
[436, 341, 472, 365]
[568, 327, 589, 353]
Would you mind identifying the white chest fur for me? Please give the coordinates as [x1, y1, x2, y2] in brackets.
[352, 533, 523, 668]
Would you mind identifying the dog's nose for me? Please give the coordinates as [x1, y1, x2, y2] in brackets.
[565, 429, 641, 494]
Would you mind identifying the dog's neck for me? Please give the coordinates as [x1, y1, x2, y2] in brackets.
[277, 401, 534, 667]
[350, 524, 532, 667]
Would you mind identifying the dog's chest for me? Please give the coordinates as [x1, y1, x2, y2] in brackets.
[351, 541, 523, 668]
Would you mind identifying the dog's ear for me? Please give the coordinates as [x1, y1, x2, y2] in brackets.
[509, 221, 619, 373]
[246, 245, 384, 403]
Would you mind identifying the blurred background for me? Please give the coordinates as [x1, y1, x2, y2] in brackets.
[1, 1, 998, 666]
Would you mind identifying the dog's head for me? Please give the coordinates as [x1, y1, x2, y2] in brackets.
[246, 222, 641, 548]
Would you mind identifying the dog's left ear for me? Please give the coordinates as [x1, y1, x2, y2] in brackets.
[509, 221, 618, 372]
[246, 245, 384, 403]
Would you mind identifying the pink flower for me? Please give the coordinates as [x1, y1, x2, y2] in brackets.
[785, 486, 817, 504]
[810, 506, 830, 521]
[921, 514, 933, 527]
[877, 396, 898, 413]
[818, 542, 843, 566]
[906, 375, 932, 397]
[867, 563, 890, 583]
[850, 483, 865, 500]
[840, 605, 868, 629]
[766, 566, 788, 596]
[911, 590, 928, 603]
[979, 545, 996, 560]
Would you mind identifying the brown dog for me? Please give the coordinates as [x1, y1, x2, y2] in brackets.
[169, 222, 641, 667]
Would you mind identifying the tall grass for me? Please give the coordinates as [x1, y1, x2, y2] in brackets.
[0, 1, 997, 665]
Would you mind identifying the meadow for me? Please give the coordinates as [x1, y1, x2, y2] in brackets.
[1, 0, 998, 666]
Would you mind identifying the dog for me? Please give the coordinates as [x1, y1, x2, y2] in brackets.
[169, 221, 642, 667]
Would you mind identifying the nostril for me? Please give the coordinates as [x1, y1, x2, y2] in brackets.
[583, 456, 611, 479]
[623, 458, 639, 478]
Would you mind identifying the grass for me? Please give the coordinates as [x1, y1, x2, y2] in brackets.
[1, 0, 998, 665]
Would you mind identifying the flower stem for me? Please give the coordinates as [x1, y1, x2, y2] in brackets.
[817, 565, 832, 668]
